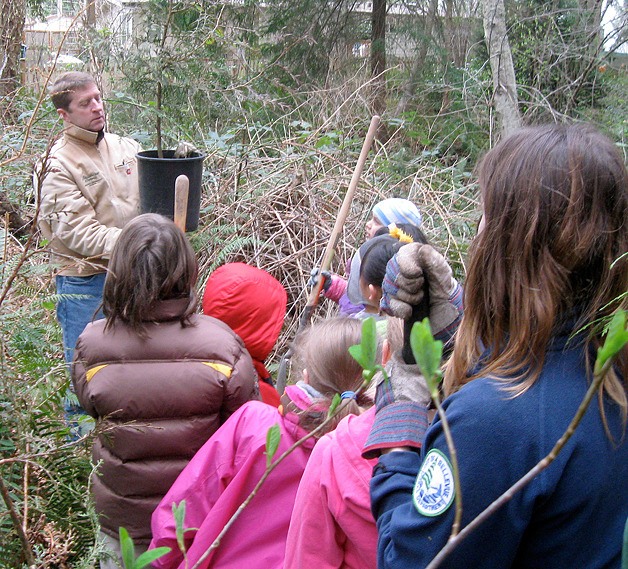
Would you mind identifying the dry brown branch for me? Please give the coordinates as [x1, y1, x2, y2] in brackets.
[193, 114, 477, 369]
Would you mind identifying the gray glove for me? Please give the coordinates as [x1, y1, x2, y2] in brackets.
[381, 243, 460, 336]
[380, 243, 426, 319]
[309, 268, 332, 292]
[417, 245, 459, 335]
[375, 351, 432, 408]
[362, 351, 431, 457]
[174, 141, 199, 158]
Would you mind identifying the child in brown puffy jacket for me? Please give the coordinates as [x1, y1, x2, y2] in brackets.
[72, 213, 259, 568]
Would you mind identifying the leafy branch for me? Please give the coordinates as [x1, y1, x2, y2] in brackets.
[119, 527, 171, 569]
[410, 318, 463, 537]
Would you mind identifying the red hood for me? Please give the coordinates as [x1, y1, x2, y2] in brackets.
[202, 263, 287, 366]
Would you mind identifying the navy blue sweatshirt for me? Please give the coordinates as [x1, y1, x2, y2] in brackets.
[371, 332, 627, 568]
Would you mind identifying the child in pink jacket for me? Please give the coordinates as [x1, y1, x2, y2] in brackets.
[284, 319, 402, 569]
[285, 408, 378, 569]
[149, 317, 377, 569]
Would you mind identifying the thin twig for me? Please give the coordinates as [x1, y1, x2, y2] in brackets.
[0, 474, 35, 566]
[189, 386, 373, 569]
[0, 2, 93, 169]
[432, 396, 463, 538]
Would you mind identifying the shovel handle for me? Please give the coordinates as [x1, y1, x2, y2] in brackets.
[174, 175, 189, 232]
[304, 115, 381, 314]
[276, 115, 381, 394]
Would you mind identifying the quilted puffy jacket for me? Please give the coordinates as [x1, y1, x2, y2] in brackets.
[72, 298, 260, 543]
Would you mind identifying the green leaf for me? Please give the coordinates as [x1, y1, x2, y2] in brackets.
[348, 317, 378, 370]
[173, 500, 187, 554]
[595, 311, 628, 375]
[265, 423, 281, 468]
[327, 393, 341, 418]
[410, 318, 444, 396]
[41, 300, 55, 311]
[119, 527, 136, 569]
[362, 363, 385, 385]
[134, 548, 172, 569]
[348, 344, 367, 369]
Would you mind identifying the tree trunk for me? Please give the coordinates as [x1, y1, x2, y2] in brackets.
[371, 0, 386, 117]
[395, 0, 440, 116]
[482, 0, 522, 140]
[0, 0, 25, 103]
[86, 0, 97, 27]
[564, 0, 604, 112]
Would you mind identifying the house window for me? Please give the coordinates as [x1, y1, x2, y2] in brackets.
[111, 9, 134, 51]
[39, 0, 79, 18]
[61, 0, 81, 15]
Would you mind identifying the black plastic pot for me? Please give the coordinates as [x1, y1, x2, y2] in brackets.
[136, 150, 205, 232]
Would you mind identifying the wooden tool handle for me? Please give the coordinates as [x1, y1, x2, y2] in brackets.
[305, 115, 381, 310]
[277, 116, 380, 394]
[174, 175, 189, 232]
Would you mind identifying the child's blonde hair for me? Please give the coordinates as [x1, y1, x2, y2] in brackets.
[290, 317, 380, 435]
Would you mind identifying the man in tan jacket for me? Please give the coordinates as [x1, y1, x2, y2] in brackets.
[37, 71, 141, 361]
[35, 72, 141, 431]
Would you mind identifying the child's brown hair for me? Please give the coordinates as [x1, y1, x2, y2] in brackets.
[102, 213, 198, 338]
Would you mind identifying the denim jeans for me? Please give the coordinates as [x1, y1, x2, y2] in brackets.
[56, 273, 107, 363]
[56, 273, 106, 437]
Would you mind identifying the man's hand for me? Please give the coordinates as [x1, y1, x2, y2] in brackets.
[174, 141, 198, 158]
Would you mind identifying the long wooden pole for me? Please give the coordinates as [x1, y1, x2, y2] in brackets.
[276, 115, 381, 393]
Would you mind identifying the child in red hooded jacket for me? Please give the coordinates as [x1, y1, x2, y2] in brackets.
[203, 263, 287, 407]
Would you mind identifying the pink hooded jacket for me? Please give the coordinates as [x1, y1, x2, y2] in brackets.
[284, 407, 378, 569]
[150, 401, 315, 569]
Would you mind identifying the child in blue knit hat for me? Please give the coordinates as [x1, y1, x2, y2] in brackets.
[366, 198, 422, 237]
[312, 198, 423, 315]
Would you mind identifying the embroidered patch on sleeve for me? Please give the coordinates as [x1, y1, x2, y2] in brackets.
[83, 172, 103, 187]
[412, 449, 455, 517]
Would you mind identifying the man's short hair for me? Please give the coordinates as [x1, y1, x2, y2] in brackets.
[49, 72, 97, 110]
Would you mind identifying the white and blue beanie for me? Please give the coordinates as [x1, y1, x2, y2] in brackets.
[372, 198, 422, 229]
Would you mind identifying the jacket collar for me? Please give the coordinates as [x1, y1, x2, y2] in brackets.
[150, 298, 193, 321]
[63, 123, 105, 144]
[281, 410, 317, 451]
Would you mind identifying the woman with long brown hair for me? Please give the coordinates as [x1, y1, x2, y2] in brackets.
[366, 123, 627, 568]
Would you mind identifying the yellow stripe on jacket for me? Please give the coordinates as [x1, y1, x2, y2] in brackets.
[85, 362, 233, 382]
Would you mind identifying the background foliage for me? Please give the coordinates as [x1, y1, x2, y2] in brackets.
[0, 0, 626, 565]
